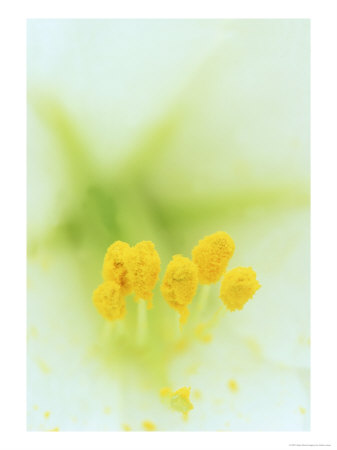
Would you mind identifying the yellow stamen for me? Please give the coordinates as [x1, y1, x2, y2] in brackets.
[161, 255, 198, 324]
[102, 241, 133, 296]
[220, 267, 260, 311]
[128, 241, 160, 308]
[192, 231, 235, 284]
[93, 281, 126, 321]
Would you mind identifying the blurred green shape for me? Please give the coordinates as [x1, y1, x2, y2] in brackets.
[28, 93, 309, 270]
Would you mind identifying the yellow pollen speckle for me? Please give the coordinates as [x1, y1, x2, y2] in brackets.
[299, 407, 306, 415]
[174, 337, 190, 352]
[49, 427, 59, 431]
[228, 379, 239, 392]
[142, 420, 156, 431]
[160, 387, 172, 398]
[192, 231, 235, 284]
[36, 358, 51, 374]
[195, 323, 212, 343]
[193, 390, 202, 400]
[160, 386, 194, 419]
[93, 280, 126, 321]
[170, 387, 194, 420]
[103, 406, 111, 414]
[33, 405, 39, 411]
[122, 424, 131, 431]
[128, 241, 160, 308]
[102, 241, 133, 296]
[161, 255, 198, 324]
[44, 411, 50, 419]
[220, 267, 260, 311]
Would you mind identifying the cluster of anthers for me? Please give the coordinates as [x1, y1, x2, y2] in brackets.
[93, 231, 261, 325]
[93, 240, 160, 321]
[92, 231, 261, 423]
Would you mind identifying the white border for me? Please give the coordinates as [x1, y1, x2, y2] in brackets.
[1, 0, 337, 449]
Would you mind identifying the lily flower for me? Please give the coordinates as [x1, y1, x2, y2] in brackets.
[27, 19, 309, 432]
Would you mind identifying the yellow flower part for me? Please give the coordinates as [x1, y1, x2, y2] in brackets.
[142, 420, 156, 431]
[160, 387, 172, 398]
[195, 323, 213, 343]
[160, 386, 194, 419]
[192, 231, 235, 284]
[92, 281, 126, 321]
[102, 241, 133, 296]
[220, 267, 260, 311]
[160, 255, 198, 324]
[127, 241, 160, 308]
[228, 379, 239, 392]
[170, 387, 194, 420]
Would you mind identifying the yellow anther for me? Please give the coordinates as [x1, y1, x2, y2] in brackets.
[192, 231, 235, 284]
[127, 241, 160, 308]
[160, 255, 198, 324]
[102, 241, 133, 296]
[170, 387, 194, 420]
[93, 281, 126, 321]
[220, 267, 260, 311]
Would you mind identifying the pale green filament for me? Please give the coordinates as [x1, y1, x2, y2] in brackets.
[137, 300, 148, 346]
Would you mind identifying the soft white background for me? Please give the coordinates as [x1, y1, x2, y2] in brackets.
[0, 0, 336, 449]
